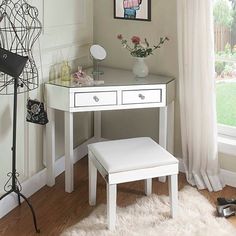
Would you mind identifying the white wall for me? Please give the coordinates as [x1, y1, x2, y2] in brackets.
[0, 0, 94, 194]
[93, 0, 182, 156]
[219, 153, 236, 172]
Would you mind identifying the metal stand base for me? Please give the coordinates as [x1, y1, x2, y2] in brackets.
[0, 78, 40, 233]
[0, 173, 40, 233]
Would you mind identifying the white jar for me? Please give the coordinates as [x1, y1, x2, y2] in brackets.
[132, 57, 149, 78]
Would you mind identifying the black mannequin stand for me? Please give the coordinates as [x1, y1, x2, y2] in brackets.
[0, 77, 40, 233]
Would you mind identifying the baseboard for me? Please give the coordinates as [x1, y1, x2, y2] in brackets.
[220, 169, 236, 188]
[0, 137, 98, 219]
[178, 158, 236, 188]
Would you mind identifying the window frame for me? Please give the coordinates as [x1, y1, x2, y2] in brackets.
[218, 124, 236, 156]
[218, 124, 236, 137]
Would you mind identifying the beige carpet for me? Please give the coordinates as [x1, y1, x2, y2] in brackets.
[61, 186, 236, 236]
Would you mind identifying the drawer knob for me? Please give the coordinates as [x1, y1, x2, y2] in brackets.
[93, 96, 99, 102]
[138, 94, 145, 100]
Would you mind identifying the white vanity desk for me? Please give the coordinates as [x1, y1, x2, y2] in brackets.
[45, 67, 175, 193]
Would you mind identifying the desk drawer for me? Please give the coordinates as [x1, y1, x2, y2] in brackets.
[122, 89, 162, 105]
[74, 91, 117, 107]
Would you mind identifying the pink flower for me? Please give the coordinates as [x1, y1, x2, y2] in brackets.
[117, 34, 123, 40]
[131, 36, 141, 45]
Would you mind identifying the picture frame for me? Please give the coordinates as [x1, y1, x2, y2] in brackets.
[114, 0, 151, 21]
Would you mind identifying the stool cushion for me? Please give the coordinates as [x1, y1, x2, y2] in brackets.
[88, 137, 178, 173]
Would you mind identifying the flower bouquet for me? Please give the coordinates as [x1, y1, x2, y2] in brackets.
[117, 34, 169, 58]
[117, 34, 169, 77]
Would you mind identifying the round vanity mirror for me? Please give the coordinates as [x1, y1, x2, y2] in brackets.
[90, 45, 107, 61]
[90, 45, 107, 78]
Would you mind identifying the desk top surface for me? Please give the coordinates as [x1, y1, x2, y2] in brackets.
[47, 66, 174, 88]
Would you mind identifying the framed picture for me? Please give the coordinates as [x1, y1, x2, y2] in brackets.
[114, 0, 151, 21]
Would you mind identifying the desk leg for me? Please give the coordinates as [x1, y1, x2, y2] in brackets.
[159, 107, 167, 149]
[94, 111, 102, 140]
[46, 107, 55, 187]
[159, 101, 175, 153]
[167, 101, 175, 155]
[159, 107, 167, 183]
[65, 111, 74, 193]
[159, 101, 175, 182]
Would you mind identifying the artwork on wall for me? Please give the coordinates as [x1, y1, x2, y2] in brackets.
[114, 0, 151, 21]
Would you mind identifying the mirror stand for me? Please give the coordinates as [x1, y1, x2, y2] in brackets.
[92, 59, 104, 80]
[90, 45, 107, 80]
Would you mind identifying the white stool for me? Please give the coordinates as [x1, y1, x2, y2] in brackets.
[88, 137, 179, 230]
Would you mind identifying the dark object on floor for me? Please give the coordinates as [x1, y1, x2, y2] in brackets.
[217, 197, 236, 206]
[217, 204, 236, 218]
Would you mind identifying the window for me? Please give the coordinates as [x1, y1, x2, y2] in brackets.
[213, 0, 236, 155]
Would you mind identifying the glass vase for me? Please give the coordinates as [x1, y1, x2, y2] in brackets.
[132, 57, 149, 78]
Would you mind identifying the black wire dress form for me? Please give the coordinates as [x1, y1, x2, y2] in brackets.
[0, 0, 42, 233]
[0, 0, 42, 94]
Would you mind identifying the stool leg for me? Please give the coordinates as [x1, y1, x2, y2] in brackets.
[107, 184, 117, 230]
[144, 179, 152, 196]
[89, 155, 97, 206]
[168, 174, 178, 218]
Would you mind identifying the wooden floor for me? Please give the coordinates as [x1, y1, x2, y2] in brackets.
[0, 157, 236, 236]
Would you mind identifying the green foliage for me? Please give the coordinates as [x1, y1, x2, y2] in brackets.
[215, 61, 226, 75]
[215, 43, 235, 75]
[222, 63, 234, 76]
[224, 43, 232, 54]
[216, 82, 236, 126]
[214, 0, 233, 28]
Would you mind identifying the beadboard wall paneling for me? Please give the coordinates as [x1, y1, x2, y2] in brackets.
[0, 0, 93, 194]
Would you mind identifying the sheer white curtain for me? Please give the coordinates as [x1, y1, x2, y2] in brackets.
[177, 0, 224, 191]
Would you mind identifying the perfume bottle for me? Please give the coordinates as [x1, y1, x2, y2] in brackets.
[61, 61, 71, 81]
[49, 65, 56, 81]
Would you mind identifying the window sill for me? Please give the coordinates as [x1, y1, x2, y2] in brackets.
[218, 135, 236, 156]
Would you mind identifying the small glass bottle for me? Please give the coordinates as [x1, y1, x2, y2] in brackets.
[61, 61, 71, 81]
[49, 65, 56, 82]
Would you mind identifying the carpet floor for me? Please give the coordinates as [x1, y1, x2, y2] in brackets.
[61, 186, 236, 236]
